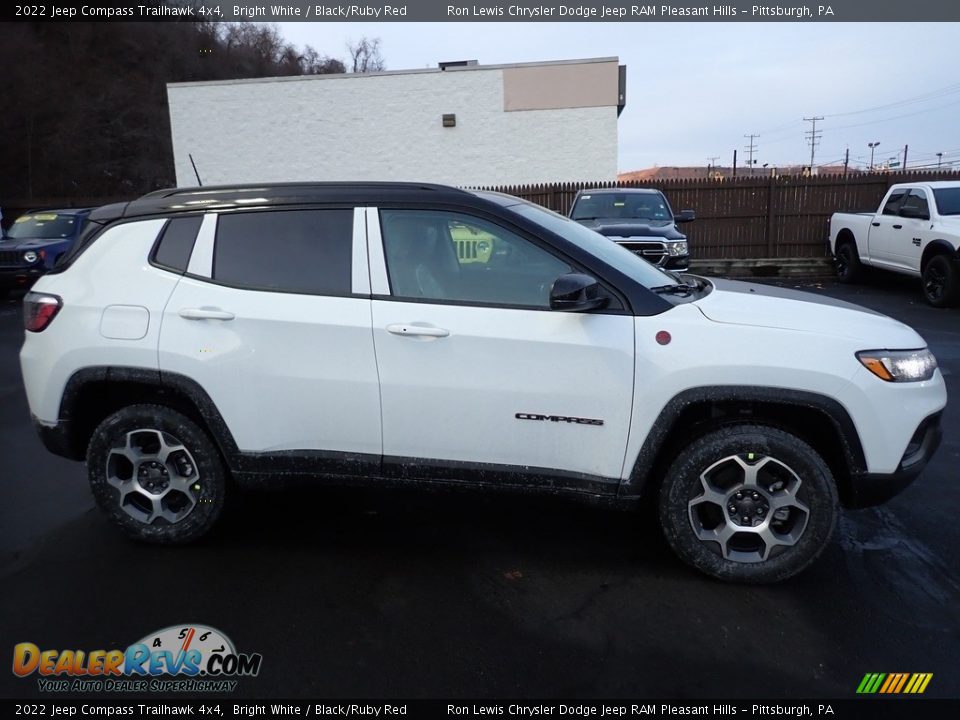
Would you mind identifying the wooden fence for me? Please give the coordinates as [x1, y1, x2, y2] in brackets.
[6, 170, 960, 259]
[475, 170, 960, 259]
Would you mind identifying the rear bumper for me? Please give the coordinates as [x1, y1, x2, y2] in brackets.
[846, 412, 942, 508]
[32, 414, 80, 460]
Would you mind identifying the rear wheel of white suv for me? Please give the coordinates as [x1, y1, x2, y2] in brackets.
[87, 404, 227, 544]
[659, 425, 837, 583]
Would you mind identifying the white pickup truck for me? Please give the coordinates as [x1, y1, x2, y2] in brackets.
[829, 181, 960, 307]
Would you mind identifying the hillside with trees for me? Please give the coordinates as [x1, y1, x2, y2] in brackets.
[0, 22, 378, 203]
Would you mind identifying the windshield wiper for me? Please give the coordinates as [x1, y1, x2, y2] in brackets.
[649, 283, 695, 296]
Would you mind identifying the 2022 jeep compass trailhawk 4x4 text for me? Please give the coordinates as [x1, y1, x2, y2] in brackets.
[21, 183, 946, 583]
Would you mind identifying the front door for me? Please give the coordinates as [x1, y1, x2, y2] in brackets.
[367, 207, 635, 484]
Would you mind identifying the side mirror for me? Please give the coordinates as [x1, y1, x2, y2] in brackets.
[550, 273, 608, 312]
[899, 206, 929, 220]
[675, 209, 696, 223]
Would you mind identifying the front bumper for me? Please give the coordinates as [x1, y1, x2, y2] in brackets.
[663, 255, 689, 271]
[0, 266, 44, 289]
[846, 411, 942, 508]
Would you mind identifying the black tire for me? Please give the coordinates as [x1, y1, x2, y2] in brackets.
[921, 254, 960, 308]
[659, 424, 838, 584]
[87, 404, 227, 544]
[835, 240, 863, 284]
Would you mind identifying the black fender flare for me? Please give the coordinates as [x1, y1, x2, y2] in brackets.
[619, 385, 868, 500]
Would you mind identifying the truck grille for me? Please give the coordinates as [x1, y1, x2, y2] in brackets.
[0, 251, 26, 268]
[451, 238, 493, 264]
[616, 240, 667, 265]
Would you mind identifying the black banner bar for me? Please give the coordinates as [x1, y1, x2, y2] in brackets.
[3, 0, 960, 22]
[4, 699, 959, 719]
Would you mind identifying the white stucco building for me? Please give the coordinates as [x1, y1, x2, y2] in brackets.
[166, 57, 625, 187]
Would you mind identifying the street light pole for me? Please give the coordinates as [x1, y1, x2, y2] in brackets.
[868, 141, 881, 171]
[937, 152, 943, 169]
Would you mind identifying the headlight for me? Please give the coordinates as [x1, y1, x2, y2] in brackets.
[856, 349, 937, 382]
[666, 241, 688, 257]
[23, 251, 38, 263]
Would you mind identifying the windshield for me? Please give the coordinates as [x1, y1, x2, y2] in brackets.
[6, 213, 80, 240]
[511, 201, 681, 288]
[571, 191, 674, 222]
[933, 188, 960, 216]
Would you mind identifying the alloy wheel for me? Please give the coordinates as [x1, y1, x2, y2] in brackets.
[687, 453, 809, 563]
[105, 429, 201, 524]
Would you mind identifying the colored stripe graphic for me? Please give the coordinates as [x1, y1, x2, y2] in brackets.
[858, 673, 932, 694]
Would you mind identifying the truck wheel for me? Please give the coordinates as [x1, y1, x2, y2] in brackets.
[659, 425, 837, 584]
[835, 241, 863, 283]
[87, 404, 227, 544]
[922, 254, 960, 308]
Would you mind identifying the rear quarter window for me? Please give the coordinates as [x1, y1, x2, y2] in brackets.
[152, 216, 203, 273]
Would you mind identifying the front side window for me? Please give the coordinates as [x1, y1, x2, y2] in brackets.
[882, 191, 907, 216]
[213, 209, 353, 295]
[379, 210, 571, 308]
[899, 189, 929, 218]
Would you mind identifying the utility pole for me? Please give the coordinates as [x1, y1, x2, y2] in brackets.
[803, 116, 823, 173]
[743, 134, 759, 174]
[707, 156, 720, 177]
[902, 144, 908, 171]
[937, 152, 943, 169]
[843, 148, 849, 177]
[732, 149, 737, 178]
[868, 141, 880, 171]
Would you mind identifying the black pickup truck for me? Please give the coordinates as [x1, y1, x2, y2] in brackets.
[568, 188, 695, 271]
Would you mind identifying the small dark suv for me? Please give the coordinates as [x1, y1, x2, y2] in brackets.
[569, 188, 694, 271]
[0, 209, 91, 297]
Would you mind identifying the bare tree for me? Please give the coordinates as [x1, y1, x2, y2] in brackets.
[346, 37, 385, 73]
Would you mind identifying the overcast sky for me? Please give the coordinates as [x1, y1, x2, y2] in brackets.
[276, 22, 959, 173]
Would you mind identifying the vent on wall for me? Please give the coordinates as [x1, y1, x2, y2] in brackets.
[442, 114, 456, 127]
[439, 60, 478, 70]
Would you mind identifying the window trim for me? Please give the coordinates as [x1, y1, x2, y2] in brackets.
[370, 205, 628, 314]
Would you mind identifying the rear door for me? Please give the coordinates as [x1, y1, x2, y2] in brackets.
[367, 206, 635, 485]
[158, 208, 381, 465]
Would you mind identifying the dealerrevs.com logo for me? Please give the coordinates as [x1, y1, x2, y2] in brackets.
[12, 624, 262, 693]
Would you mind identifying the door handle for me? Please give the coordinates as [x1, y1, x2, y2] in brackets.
[871, 222, 881, 227]
[892, 224, 903, 230]
[179, 308, 235, 321]
[386, 323, 450, 338]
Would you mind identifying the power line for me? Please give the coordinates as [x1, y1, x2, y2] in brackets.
[826, 82, 960, 118]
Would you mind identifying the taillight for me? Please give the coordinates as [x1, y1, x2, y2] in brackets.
[23, 292, 63, 332]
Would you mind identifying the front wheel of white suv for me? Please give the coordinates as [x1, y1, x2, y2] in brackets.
[659, 425, 838, 583]
[87, 404, 227, 544]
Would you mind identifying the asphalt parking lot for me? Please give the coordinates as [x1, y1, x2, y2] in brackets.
[1, 270, 958, 700]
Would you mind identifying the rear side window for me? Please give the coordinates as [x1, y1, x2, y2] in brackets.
[213, 209, 352, 295]
[153, 216, 202, 272]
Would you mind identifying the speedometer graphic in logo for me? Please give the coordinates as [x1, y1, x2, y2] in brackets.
[133, 624, 235, 675]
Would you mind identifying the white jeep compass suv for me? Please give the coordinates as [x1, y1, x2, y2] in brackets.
[20, 183, 946, 583]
